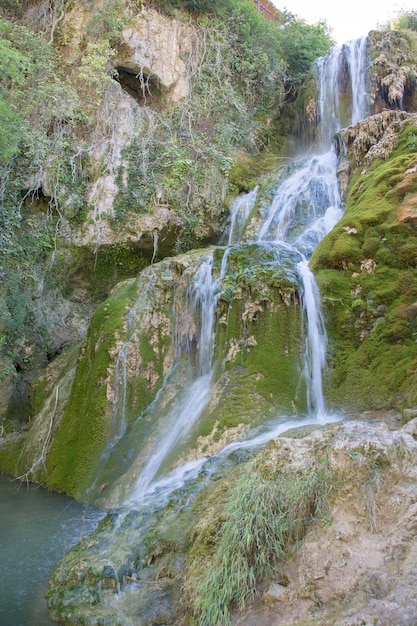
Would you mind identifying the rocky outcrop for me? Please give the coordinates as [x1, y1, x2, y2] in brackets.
[234, 417, 417, 626]
[335, 110, 415, 196]
[55, 7, 197, 256]
[44, 416, 417, 625]
[115, 9, 194, 104]
[22, 4, 220, 269]
[368, 30, 417, 112]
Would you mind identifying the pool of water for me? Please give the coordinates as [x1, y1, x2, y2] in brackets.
[0, 474, 104, 626]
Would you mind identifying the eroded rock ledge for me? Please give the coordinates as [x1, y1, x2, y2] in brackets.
[44, 416, 417, 625]
[234, 417, 417, 626]
[336, 110, 416, 196]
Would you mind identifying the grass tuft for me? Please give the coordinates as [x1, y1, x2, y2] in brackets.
[187, 460, 331, 625]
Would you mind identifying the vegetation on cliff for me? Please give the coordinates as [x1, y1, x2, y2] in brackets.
[3, 5, 417, 626]
[0, 0, 333, 429]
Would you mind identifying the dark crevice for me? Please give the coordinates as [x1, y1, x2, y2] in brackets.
[114, 66, 162, 107]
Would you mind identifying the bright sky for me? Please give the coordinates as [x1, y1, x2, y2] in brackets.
[273, 1, 417, 44]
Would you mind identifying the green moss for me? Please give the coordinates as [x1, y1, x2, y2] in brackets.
[313, 123, 417, 411]
[194, 284, 303, 442]
[45, 280, 137, 498]
[228, 151, 285, 194]
[0, 345, 81, 480]
[56, 244, 149, 302]
[0, 436, 24, 476]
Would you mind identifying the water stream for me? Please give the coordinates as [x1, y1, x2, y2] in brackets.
[127, 253, 221, 502]
[120, 36, 371, 507]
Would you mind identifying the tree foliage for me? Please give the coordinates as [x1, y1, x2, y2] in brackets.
[389, 9, 417, 33]
[151, 0, 334, 86]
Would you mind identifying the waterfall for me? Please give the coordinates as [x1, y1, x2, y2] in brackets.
[256, 151, 342, 255]
[347, 37, 369, 125]
[297, 260, 327, 419]
[247, 37, 369, 417]
[46, 38, 379, 625]
[127, 253, 220, 503]
[228, 185, 258, 245]
[315, 36, 369, 146]
[123, 37, 370, 500]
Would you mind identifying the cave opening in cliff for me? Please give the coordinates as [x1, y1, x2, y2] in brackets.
[115, 66, 162, 107]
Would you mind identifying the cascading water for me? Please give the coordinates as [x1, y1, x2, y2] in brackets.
[253, 151, 342, 421]
[126, 253, 221, 503]
[251, 36, 370, 420]
[347, 37, 369, 125]
[228, 185, 258, 245]
[121, 36, 371, 504]
[297, 259, 327, 417]
[315, 36, 369, 145]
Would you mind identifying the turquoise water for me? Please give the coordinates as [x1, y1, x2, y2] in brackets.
[0, 474, 104, 626]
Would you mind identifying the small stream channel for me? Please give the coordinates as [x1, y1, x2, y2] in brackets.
[0, 474, 104, 626]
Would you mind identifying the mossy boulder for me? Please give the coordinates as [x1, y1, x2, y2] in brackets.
[312, 119, 417, 412]
[2, 241, 307, 503]
[190, 243, 304, 452]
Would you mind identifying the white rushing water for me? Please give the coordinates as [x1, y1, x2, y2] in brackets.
[124, 37, 371, 506]
[315, 36, 369, 145]
[127, 253, 221, 503]
[347, 37, 370, 126]
[228, 185, 258, 245]
[297, 260, 328, 418]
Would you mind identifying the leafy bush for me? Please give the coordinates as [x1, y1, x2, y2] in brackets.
[0, 15, 83, 382]
[391, 9, 417, 32]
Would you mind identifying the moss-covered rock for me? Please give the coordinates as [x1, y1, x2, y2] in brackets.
[45, 279, 140, 498]
[4, 240, 306, 503]
[191, 244, 304, 447]
[312, 119, 417, 412]
[0, 344, 80, 480]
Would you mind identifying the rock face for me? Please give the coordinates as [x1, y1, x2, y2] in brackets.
[116, 9, 194, 104]
[56, 7, 196, 256]
[233, 417, 417, 626]
[368, 30, 417, 113]
[335, 110, 412, 196]
[44, 416, 417, 625]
